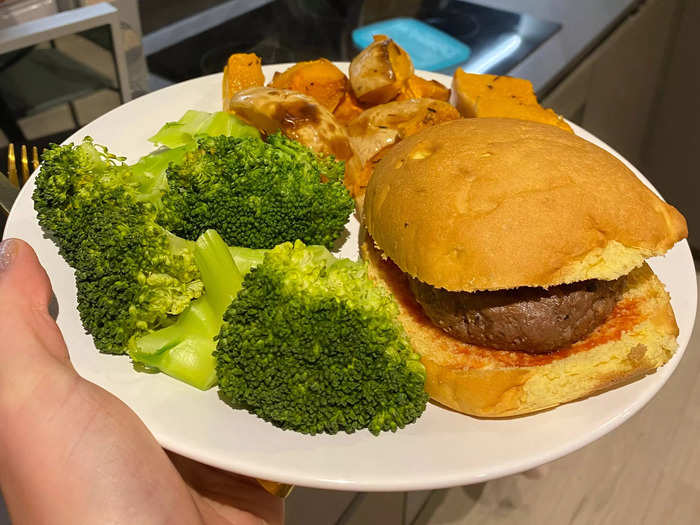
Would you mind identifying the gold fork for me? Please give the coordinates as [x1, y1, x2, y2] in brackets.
[1, 143, 39, 215]
[257, 478, 294, 498]
[6, 143, 40, 188]
[1, 144, 293, 498]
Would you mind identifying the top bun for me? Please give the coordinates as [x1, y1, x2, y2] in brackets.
[364, 118, 687, 292]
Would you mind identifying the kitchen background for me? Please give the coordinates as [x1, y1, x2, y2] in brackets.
[1, 0, 698, 523]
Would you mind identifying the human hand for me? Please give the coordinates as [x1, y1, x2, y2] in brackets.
[0, 239, 283, 525]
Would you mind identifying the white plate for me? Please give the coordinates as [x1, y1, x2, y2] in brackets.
[4, 65, 697, 491]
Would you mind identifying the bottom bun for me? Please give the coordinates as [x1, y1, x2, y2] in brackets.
[362, 239, 679, 417]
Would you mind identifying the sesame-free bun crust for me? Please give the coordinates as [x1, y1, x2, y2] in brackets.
[364, 118, 687, 292]
[362, 240, 679, 417]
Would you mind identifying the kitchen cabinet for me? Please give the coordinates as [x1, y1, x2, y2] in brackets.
[543, 0, 698, 250]
[640, 0, 700, 252]
[542, 0, 681, 167]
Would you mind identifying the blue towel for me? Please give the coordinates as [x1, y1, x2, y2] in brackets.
[352, 18, 471, 71]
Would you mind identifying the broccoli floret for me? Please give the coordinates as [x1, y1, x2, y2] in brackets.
[34, 139, 203, 354]
[33, 111, 262, 356]
[135, 110, 259, 205]
[128, 230, 244, 390]
[72, 207, 202, 354]
[215, 241, 428, 435]
[160, 133, 354, 249]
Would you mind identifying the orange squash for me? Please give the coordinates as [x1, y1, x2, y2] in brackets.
[333, 90, 364, 124]
[452, 69, 572, 132]
[222, 53, 265, 111]
[269, 59, 348, 112]
[395, 75, 450, 102]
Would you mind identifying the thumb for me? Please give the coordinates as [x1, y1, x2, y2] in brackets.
[0, 238, 54, 311]
[0, 238, 69, 363]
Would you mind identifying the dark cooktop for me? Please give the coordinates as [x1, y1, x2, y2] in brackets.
[146, 0, 561, 83]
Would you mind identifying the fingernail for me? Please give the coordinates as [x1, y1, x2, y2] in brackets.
[0, 239, 18, 272]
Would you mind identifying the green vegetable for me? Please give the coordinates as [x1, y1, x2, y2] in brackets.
[149, 110, 259, 149]
[135, 110, 259, 202]
[32, 112, 426, 437]
[128, 230, 242, 390]
[228, 246, 268, 275]
[32, 111, 262, 356]
[33, 139, 203, 354]
[215, 241, 429, 435]
[160, 133, 354, 249]
[128, 145, 189, 205]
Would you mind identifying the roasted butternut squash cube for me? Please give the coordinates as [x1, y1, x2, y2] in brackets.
[452, 69, 571, 132]
[269, 59, 348, 112]
[222, 53, 265, 110]
[333, 90, 364, 124]
[395, 75, 450, 102]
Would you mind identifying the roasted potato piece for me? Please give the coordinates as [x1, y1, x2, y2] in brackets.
[222, 53, 265, 110]
[269, 59, 348, 112]
[227, 86, 353, 161]
[346, 98, 460, 167]
[344, 99, 460, 196]
[452, 69, 572, 132]
[395, 75, 450, 102]
[349, 35, 414, 106]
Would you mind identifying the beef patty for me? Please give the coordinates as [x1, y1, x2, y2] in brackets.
[408, 277, 624, 353]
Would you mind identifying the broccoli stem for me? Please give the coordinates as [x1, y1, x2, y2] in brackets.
[194, 230, 243, 315]
[129, 230, 243, 390]
[130, 146, 189, 206]
[228, 246, 268, 274]
[148, 110, 260, 149]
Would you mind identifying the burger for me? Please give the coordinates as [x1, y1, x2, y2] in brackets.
[361, 118, 688, 417]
